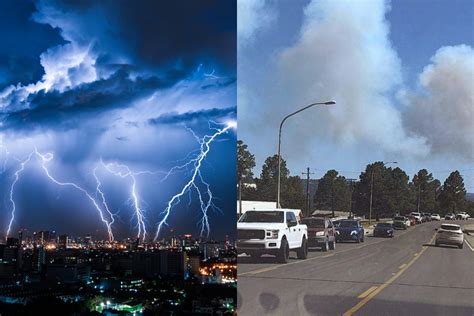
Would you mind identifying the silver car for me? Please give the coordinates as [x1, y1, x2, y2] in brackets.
[435, 224, 464, 249]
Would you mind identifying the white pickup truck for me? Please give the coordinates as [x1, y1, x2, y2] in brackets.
[237, 208, 308, 263]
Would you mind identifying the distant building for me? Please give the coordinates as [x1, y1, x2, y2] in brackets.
[58, 235, 69, 249]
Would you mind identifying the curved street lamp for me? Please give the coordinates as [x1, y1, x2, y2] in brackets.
[276, 100, 336, 208]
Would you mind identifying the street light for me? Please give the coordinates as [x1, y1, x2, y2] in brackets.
[369, 161, 397, 225]
[276, 100, 336, 208]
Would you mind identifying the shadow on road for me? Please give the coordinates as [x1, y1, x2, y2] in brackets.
[423, 243, 461, 249]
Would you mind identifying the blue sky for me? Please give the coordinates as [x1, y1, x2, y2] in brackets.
[238, 0, 473, 192]
[0, 0, 236, 241]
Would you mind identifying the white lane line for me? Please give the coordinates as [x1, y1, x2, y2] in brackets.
[465, 239, 474, 252]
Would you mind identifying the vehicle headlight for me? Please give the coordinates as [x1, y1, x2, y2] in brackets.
[386, 230, 391, 233]
[351, 230, 358, 235]
[315, 231, 325, 237]
[266, 230, 279, 239]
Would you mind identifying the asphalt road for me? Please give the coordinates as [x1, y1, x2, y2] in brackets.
[237, 220, 474, 316]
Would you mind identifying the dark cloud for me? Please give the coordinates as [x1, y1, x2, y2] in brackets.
[148, 107, 236, 126]
[1, 69, 174, 131]
[33, 0, 236, 77]
[0, 1, 64, 89]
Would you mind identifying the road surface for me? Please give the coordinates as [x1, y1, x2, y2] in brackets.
[237, 220, 474, 315]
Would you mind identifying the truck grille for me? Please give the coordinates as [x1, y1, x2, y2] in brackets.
[238, 229, 265, 240]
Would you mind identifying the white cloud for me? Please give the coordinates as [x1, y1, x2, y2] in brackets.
[238, 0, 276, 48]
[402, 45, 474, 160]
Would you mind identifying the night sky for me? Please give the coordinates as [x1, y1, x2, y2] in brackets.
[0, 0, 236, 241]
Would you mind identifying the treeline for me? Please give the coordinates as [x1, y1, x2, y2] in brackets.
[237, 140, 474, 218]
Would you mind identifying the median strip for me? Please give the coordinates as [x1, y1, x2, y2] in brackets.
[342, 233, 436, 316]
[357, 286, 378, 299]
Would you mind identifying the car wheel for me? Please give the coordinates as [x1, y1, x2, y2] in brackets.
[322, 239, 329, 252]
[329, 240, 336, 250]
[297, 238, 308, 259]
[459, 243, 463, 249]
[361, 235, 365, 242]
[356, 236, 360, 243]
[278, 238, 290, 263]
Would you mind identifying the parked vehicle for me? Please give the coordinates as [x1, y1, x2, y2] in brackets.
[410, 212, 423, 224]
[301, 217, 336, 251]
[445, 213, 455, 220]
[237, 209, 308, 263]
[456, 212, 470, 220]
[373, 223, 394, 238]
[423, 213, 432, 222]
[407, 215, 417, 226]
[435, 224, 464, 249]
[393, 216, 408, 230]
[335, 220, 364, 243]
[431, 213, 441, 221]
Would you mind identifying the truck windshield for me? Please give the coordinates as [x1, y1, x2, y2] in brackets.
[301, 218, 324, 228]
[239, 211, 284, 223]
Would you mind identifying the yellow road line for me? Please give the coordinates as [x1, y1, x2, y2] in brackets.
[398, 263, 407, 269]
[342, 233, 436, 316]
[357, 286, 378, 299]
[414, 252, 419, 256]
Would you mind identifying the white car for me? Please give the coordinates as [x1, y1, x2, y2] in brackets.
[237, 209, 308, 263]
[431, 214, 441, 221]
[435, 224, 464, 249]
[456, 212, 470, 220]
[410, 212, 422, 223]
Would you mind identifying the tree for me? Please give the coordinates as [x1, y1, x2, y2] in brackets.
[411, 169, 441, 213]
[438, 171, 466, 214]
[255, 154, 289, 202]
[313, 170, 351, 216]
[282, 176, 307, 211]
[237, 140, 256, 215]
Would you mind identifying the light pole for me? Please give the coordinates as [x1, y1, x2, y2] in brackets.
[368, 161, 397, 224]
[277, 101, 336, 208]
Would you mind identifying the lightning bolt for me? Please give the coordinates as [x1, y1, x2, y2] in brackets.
[99, 161, 162, 242]
[5, 148, 115, 241]
[154, 120, 236, 241]
[6, 152, 34, 238]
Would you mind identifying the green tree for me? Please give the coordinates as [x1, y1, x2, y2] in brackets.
[411, 169, 441, 213]
[313, 170, 351, 216]
[438, 171, 466, 214]
[255, 154, 289, 202]
[281, 176, 307, 211]
[237, 140, 256, 215]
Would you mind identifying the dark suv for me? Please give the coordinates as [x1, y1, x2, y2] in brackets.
[301, 217, 336, 251]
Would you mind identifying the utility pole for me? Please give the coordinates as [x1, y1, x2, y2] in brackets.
[347, 178, 357, 219]
[301, 168, 315, 217]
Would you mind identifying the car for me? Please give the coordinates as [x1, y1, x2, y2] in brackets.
[423, 213, 432, 222]
[445, 213, 455, 220]
[332, 220, 341, 228]
[237, 209, 308, 263]
[435, 224, 464, 249]
[301, 217, 336, 251]
[335, 219, 364, 243]
[407, 215, 417, 226]
[373, 223, 394, 238]
[393, 216, 408, 230]
[431, 213, 441, 221]
[410, 212, 423, 224]
[456, 212, 469, 220]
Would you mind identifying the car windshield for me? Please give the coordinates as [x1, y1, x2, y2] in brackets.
[339, 220, 358, 227]
[376, 223, 392, 228]
[239, 211, 284, 223]
[394, 216, 405, 221]
[440, 224, 460, 231]
[301, 218, 325, 228]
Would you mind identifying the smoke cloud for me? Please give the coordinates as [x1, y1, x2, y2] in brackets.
[402, 45, 474, 160]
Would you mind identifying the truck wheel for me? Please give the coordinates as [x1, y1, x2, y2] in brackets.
[321, 239, 329, 252]
[278, 238, 290, 263]
[329, 240, 336, 250]
[459, 243, 463, 249]
[297, 238, 308, 259]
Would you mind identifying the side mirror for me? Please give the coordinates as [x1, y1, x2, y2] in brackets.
[287, 220, 297, 227]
